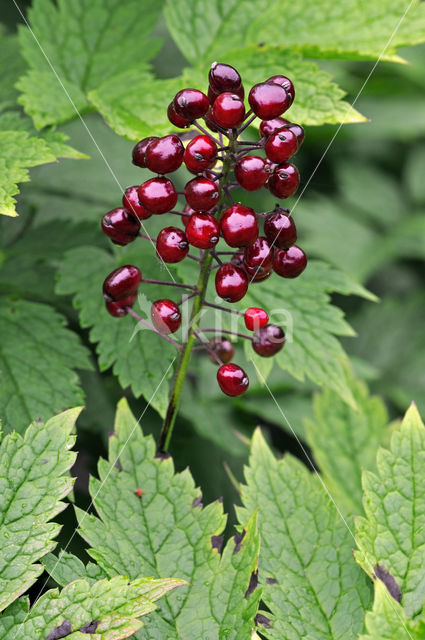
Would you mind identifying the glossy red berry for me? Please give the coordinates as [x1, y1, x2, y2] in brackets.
[217, 363, 249, 396]
[145, 135, 184, 174]
[151, 299, 181, 334]
[251, 270, 272, 283]
[204, 106, 221, 132]
[103, 265, 141, 302]
[212, 93, 245, 129]
[248, 83, 289, 120]
[122, 186, 152, 220]
[220, 204, 259, 248]
[244, 307, 269, 331]
[132, 137, 158, 168]
[156, 227, 189, 263]
[268, 164, 300, 199]
[267, 75, 295, 105]
[167, 102, 191, 128]
[286, 123, 305, 146]
[209, 62, 242, 94]
[182, 204, 196, 226]
[173, 88, 209, 121]
[234, 156, 268, 191]
[265, 128, 298, 163]
[207, 338, 234, 364]
[101, 208, 141, 246]
[184, 177, 219, 211]
[252, 324, 286, 357]
[138, 177, 177, 214]
[105, 292, 137, 317]
[264, 210, 297, 249]
[215, 263, 248, 302]
[184, 135, 218, 173]
[185, 213, 220, 249]
[259, 117, 290, 138]
[273, 245, 307, 278]
[243, 236, 273, 276]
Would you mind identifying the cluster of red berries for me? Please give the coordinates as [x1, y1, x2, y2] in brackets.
[101, 62, 307, 397]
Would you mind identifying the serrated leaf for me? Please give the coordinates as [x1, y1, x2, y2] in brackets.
[0, 406, 80, 613]
[355, 403, 425, 619]
[0, 299, 91, 432]
[76, 398, 260, 638]
[359, 581, 420, 640]
[238, 428, 372, 639]
[42, 551, 107, 587]
[0, 30, 26, 112]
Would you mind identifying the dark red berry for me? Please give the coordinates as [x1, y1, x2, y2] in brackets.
[230, 252, 244, 268]
[268, 163, 299, 199]
[220, 204, 259, 248]
[252, 324, 286, 357]
[105, 292, 137, 317]
[132, 137, 158, 167]
[215, 263, 248, 302]
[173, 89, 209, 121]
[209, 62, 242, 94]
[244, 307, 269, 331]
[243, 236, 273, 276]
[259, 117, 290, 138]
[138, 177, 177, 214]
[248, 83, 289, 120]
[156, 227, 189, 263]
[251, 270, 272, 283]
[167, 102, 191, 128]
[101, 208, 141, 246]
[184, 177, 219, 211]
[217, 363, 249, 396]
[182, 204, 196, 226]
[151, 299, 181, 334]
[265, 129, 298, 163]
[208, 81, 245, 105]
[264, 210, 297, 249]
[267, 75, 295, 105]
[207, 338, 234, 364]
[122, 186, 152, 220]
[286, 123, 305, 146]
[273, 245, 307, 278]
[184, 135, 218, 173]
[212, 93, 245, 129]
[185, 213, 219, 249]
[145, 135, 184, 174]
[103, 265, 141, 302]
[234, 156, 268, 191]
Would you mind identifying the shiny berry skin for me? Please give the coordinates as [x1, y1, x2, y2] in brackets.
[217, 363, 249, 396]
[167, 102, 191, 128]
[267, 75, 295, 105]
[122, 186, 152, 220]
[244, 307, 269, 331]
[156, 227, 189, 263]
[184, 177, 219, 211]
[204, 106, 221, 132]
[132, 137, 158, 167]
[264, 210, 297, 249]
[251, 269, 272, 283]
[268, 163, 300, 199]
[208, 338, 234, 364]
[243, 236, 273, 275]
[248, 83, 290, 120]
[182, 204, 196, 226]
[220, 204, 259, 248]
[145, 135, 184, 174]
[259, 117, 289, 137]
[101, 208, 141, 246]
[138, 177, 177, 214]
[273, 245, 307, 278]
[103, 265, 141, 302]
[185, 213, 219, 249]
[212, 93, 245, 129]
[209, 62, 242, 93]
[151, 299, 181, 334]
[234, 156, 269, 191]
[215, 264, 248, 302]
[208, 83, 245, 106]
[105, 292, 137, 317]
[265, 129, 298, 163]
[173, 88, 209, 121]
[252, 324, 286, 357]
[184, 135, 218, 173]
[286, 123, 305, 146]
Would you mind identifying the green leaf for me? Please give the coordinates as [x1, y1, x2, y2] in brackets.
[238, 428, 372, 639]
[0, 30, 26, 111]
[42, 551, 107, 587]
[76, 398, 260, 638]
[355, 403, 425, 618]
[359, 581, 415, 640]
[0, 299, 91, 432]
[305, 373, 390, 514]
[0, 406, 80, 613]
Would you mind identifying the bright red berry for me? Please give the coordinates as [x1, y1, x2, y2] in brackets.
[173, 88, 209, 121]
[243, 236, 273, 276]
[185, 213, 220, 249]
[156, 227, 189, 263]
[265, 129, 298, 163]
[268, 164, 299, 199]
[122, 186, 152, 220]
[132, 137, 158, 167]
[264, 210, 297, 249]
[101, 208, 141, 246]
[252, 324, 286, 357]
[167, 102, 191, 128]
[248, 83, 289, 120]
[103, 265, 141, 302]
[145, 135, 184, 174]
[209, 62, 242, 94]
[151, 299, 181, 334]
[273, 245, 307, 278]
[267, 75, 295, 105]
[212, 93, 245, 129]
[234, 156, 269, 191]
[184, 177, 219, 211]
[105, 292, 137, 317]
[138, 177, 177, 214]
[217, 363, 249, 396]
[184, 135, 218, 173]
[244, 307, 269, 331]
[208, 338, 234, 364]
[215, 263, 248, 302]
[220, 204, 259, 248]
